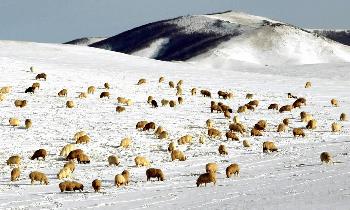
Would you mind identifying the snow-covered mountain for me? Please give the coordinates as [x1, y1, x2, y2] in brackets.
[86, 11, 350, 66]
[64, 37, 107, 46]
[313, 29, 350, 46]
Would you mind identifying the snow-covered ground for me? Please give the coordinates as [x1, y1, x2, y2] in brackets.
[0, 40, 349, 210]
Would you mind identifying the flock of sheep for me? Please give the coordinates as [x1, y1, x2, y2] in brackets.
[0, 66, 347, 193]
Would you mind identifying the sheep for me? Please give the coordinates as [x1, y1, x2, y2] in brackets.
[283, 118, 289, 126]
[77, 153, 90, 164]
[57, 167, 72, 180]
[243, 140, 251, 148]
[31, 149, 47, 160]
[169, 81, 175, 88]
[116, 106, 126, 113]
[134, 156, 150, 167]
[14, 99, 27, 108]
[35, 73, 47, 80]
[154, 126, 164, 137]
[331, 122, 341, 132]
[305, 81, 312, 88]
[279, 105, 293, 113]
[292, 101, 304, 109]
[300, 111, 308, 119]
[178, 97, 184, 105]
[191, 88, 197, 96]
[226, 163, 240, 178]
[199, 135, 205, 144]
[245, 104, 255, 111]
[58, 89, 68, 97]
[25, 119, 32, 129]
[0, 93, 5, 102]
[237, 105, 247, 113]
[263, 141, 278, 153]
[200, 90, 211, 98]
[169, 100, 176, 107]
[143, 122, 156, 131]
[224, 110, 231, 119]
[6, 155, 21, 166]
[196, 173, 216, 187]
[87, 86, 96, 94]
[177, 80, 183, 87]
[108, 155, 120, 166]
[320, 152, 333, 164]
[0, 86, 11, 94]
[137, 79, 147, 85]
[277, 123, 287, 132]
[218, 91, 230, 99]
[76, 135, 91, 144]
[293, 128, 305, 137]
[287, 93, 298, 99]
[32, 82, 40, 90]
[171, 150, 186, 161]
[168, 142, 176, 152]
[176, 87, 183, 96]
[59, 181, 84, 192]
[208, 128, 221, 139]
[178, 135, 192, 145]
[340, 113, 347, 121]
[64, 161, 76, 172]
[301, 113, 313, 123]
[146, 168, 165, 181]
[218, 145, 228, 155]
[246, 93, 253, 99]
[66, 149, 84, 161]
[11, 168, 20, 181]
[66, 100, 75, 108]
[248, 100, 259, 107]
[92, 179, 102, 192]
[104, 82, 110, 89]
[205, 163, 218, 174]
[74, 131, 86, 141]
[294, 97, 306, 105]
[306, 119, 317, 130]
[136, 121, 148, 130]
[100, 91, 110, 99]
[60, 144, 75, 157]
[268, 103, 279, 110]
[211, 104, 223, 113]
[229, 123, 245, 134]
[159, 131, 169, 140]
[115, 174, 126, 187]
[206, 119, 214, 128]
[226, 131, 239, 141]
[161, 99, 169, 106]
[78, 92, 87, 99]
[29, 171, 48, 185]
[254, 120, 267, 131]
[25, 86, 35, 94]
[331, 98, 338, 107]
[251, 128, 263, 136]
[151, 100, 158, 108]
[122, 170, 130, 185]
[9, 118, 20, 127]
[159, 76, 165, 83]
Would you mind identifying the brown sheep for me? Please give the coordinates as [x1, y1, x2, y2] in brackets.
[177, 80, 183, 87]
[293, 128, 305, 137]
[76, 135, 91, 144]
[226, 131, 239, 141]
[11, 168, 20, 181]
[146, 168, 165, 181]
[14, 99, 27, 108]
[25, 119, 32, 129]
[306, 119, 317, 129]
[331, 122, 341, 132]
[246, 93, 253, 99]
[66, 100, 75, 108]
[31, 149, 47, 160]
[229, 123, 245, 134]
[100, 91, 110, 99]
[178, 97, 184, 105]
[25, 86, 35, 94]
[205, 163, 218, 174]
[78, 92, 88, 99]
[169, 81, 175, 88]
[147, 96, 153, 104]
[206, 119, 214, 128]
[135, 156, 150, 167]
[208, 128, 221, 139]
[320, 152, 333, 164]
[294, 97, 306, 105]
[59, 181, 84, 192]
[331, 99, 338, 107]
[268, 103, 279, 110]
[279, 105, 293, 113]
[29, 171, 48, 185]
[283, 118, 289, 126]
[224, 110, 231, 119]
[161, 99, 169, 106]
[200, 90, 211, 98]
[32, 82, 40, 90]
[0, 86, 12, 94]
[114, 174, 126, 187]
[218, 90, 230, 99]
[64, 161, 76, 172]
[66, 149, 84, 161]
[340, 113, 347, 121]
[122, 170, 130, 185]
[35, 73, 47, 80]
[176, 87, 183, 96]
[154, 126, 164, 137]
[237, 105, 247, 113]
[108, 155, 120, 166]
[277, 123, 287, 132]
[178, 135, 192, 145]
[196, 173, 216, 187]
[7, 155, 21, 166]
[58, 89, 68, 97]
[243, 140, 251, 148]
[191, 88, 197, 96]
[137, 79, 147, 85]
[119, 136, 131, 148]
[292, 101, 304, 109]
[254, 120, 267, 131]
[305, 81, 312, 88]
[226, 163, 240, 178]
[143, 122, 156, 131]
[245, 104, 255, 111]
[87, 86, 96, 94]
[77, 153, 90, 164]
[116, 106, 126, 113]
[169, 100, 177, 107]
[159, 131, 169, 140]
[168, 142, 176, 152]
[263, 141, 278, 153]
[251, 128, 263, 136]
[248, 100, 259, 107]
[171, 150, 186, 161]
[136, 121, 148, 130]
[301, 113, 313, 123]
[159, 76, 165, 83]
[9, 118, 20, 127]
[104, 82, 110, 89]
[57, 167, 72, 180]
[218, 144, 228, 155]
[211, 104, 223, 113]
[74, 131, 86, 141]
[92, 179, 102, 192]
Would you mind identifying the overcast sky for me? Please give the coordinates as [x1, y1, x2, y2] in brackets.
[0, 0, 348, 43]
